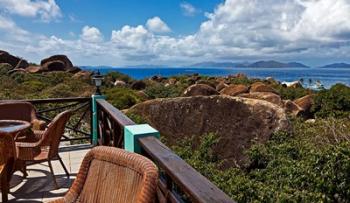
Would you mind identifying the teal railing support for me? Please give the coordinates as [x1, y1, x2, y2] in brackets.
[124, 124, 160, 153]
[91, 94, 105, 145]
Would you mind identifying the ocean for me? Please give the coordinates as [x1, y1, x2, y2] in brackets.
[81, 67, 350, 89]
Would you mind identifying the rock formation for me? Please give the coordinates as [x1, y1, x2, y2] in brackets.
[40, 54, 80, 73]
[0, 50, 28, 69]
[128, 95, 289, 168]
[220, 84, 249, 96]
[239, 92, 282, 105]
[183, 84, 219, 96]
[250, 82, 278, 94]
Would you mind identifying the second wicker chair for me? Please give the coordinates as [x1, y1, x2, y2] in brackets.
[15, 110, 72, 189]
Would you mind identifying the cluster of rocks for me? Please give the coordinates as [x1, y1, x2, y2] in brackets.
[0, 50, 81, 74]
[182, 81, 313, 118]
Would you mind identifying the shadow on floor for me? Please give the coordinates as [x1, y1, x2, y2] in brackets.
[8, 168, 77, 202]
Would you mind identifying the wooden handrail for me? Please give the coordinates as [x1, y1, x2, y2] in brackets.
[96, 99, 135, 127]
[139, 136, 235, 203]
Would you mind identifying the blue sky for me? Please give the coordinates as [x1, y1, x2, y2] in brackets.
[0, 0, 350, 67]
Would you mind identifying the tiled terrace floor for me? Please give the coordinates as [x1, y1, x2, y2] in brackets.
[1, 144, 92, 203]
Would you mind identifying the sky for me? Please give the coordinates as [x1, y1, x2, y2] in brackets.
[0, 0, 350, 67]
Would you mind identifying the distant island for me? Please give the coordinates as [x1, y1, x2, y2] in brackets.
[319, 63, 350, 68]
[190, 60, 309, 68]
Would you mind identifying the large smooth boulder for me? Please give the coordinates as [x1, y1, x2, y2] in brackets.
[43, 60, 66, 71]
[41, 55, 74, 72]
[216, 81, 228, 91]
[220, 84, 249, 96]
[26, 65, 45, 73]
[14, 59, 29, 69]
[73, 71, 92, 80]
[283, 100, 303, 116]
[114, 80, 127, 87]
[250, 82, 278, 94]
[195, 80, 216, 88]
[294, 95, 313, 112]
[128, 95, 289, 168]
[183, 84, 219, 97]
[0, 50, 28, 69]
[239, 92, 282, 105]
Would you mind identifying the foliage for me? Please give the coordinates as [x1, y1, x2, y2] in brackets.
[104, 87, 141, 109]
[229, 77, 255, 85]
[104, 71, 134, 88]
[172, 119, 350, 202]
[126, 112, 147, 124]
[274, 85, 310, 100]
[312, 83, 350, 118]
[144, 83, 184, 99]
[0, 70, 94, 100]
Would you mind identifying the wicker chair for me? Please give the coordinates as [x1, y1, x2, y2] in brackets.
[0, 133, 16, 202]
[15, 110, 72, 188]
[0, 102, 46, 131]
[49, 146, 159, 203]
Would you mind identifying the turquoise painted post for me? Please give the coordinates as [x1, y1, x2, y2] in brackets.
[124, 124, 160, 153]
[91, 94, 105, 145]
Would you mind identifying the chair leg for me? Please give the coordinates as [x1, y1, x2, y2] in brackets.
[57, 155, 70, 178]
[22, 161, 28, 178]
[48, 160, 59, 189]
[1, 174, 9, 202]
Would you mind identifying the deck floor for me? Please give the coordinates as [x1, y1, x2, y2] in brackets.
[1, 144, 91, 203]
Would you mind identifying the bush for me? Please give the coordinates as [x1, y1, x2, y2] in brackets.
[104, 87, 141, 109]
[312, 83, 350, 118]
[274, 85, 310, 100]
[144, 83, 184, 99]
[172, 119, 350, 202]
[105, 71, 133, 87]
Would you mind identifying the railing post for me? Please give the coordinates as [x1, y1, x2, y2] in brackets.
[124, 124, 160, 153]
[91, 95, 105, 145]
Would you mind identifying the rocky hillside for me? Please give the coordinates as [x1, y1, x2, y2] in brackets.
[0, 50, 81, 74]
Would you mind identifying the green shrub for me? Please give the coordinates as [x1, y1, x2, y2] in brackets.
[172, 119, 350, 202]
[312, 83, 350, 118]
[104, 87, 141, 109]
[274, 85, 310, 100]
[0, 63, 12, 75]
[105, 71, 133, 85]
[126, 113, 147, 124]
[144, 83, 184, 99]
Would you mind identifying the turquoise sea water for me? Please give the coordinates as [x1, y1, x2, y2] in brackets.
[81, 67, 350, 88]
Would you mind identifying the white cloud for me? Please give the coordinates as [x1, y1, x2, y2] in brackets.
[1, 0, 350, 66]
[0, 0, 62, 22]
[146, 16, 171, 33]
[80, 26, 103, 43]
[111, 25, 151, 49]
[180, 2, 198, 16]
[0, 15, 28, 35]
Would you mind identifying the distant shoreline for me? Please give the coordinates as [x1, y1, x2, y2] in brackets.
[81, 66, 350, 89]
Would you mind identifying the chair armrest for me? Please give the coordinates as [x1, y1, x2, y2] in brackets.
[15, 141, 42, 161]
[32, 119, 46, 130]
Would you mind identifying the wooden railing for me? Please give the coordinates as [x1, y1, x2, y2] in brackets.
[96, 98, 234, 203]
[18, 97, 92, 143]
[2, 97, 234, 202]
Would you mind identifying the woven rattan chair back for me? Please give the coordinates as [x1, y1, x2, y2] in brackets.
[0, 102, 37, 122]
[50, 146, 159, 203]
[41, 110, 72, 159]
